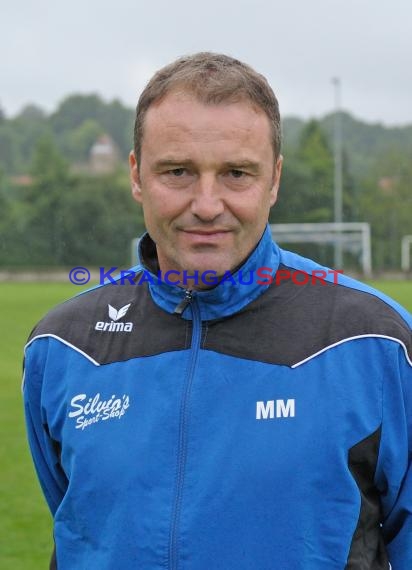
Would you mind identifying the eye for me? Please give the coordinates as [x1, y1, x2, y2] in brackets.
[230, 169, 245, 178]
[168, 168, 186, 176]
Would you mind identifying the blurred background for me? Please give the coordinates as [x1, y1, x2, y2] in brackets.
[1, 0, 411, 567]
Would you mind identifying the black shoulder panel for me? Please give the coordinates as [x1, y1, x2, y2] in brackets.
[203, 264, 412, 366]
[28, 265, 411, 367]
[28, 280, 190, 364]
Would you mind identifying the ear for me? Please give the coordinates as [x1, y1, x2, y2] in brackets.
[129, 150, 143, 204]
[269, 154, 283, 206]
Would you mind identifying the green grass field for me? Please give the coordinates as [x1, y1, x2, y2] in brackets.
[0, 283, 89, 570]
[0, 280, 411, 569]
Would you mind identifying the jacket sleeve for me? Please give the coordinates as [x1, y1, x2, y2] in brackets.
[23, 338, 68, 515]
[377, 342, 412, 569]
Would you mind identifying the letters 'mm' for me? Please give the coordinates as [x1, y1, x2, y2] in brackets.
[256, 399, 295, 420]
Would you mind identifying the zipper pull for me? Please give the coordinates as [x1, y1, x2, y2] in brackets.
[174, 290, 193, 316]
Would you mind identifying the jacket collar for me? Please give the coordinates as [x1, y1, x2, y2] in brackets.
[137, 224, 280, 320]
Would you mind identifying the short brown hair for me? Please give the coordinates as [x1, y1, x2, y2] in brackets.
[133, 52, 281, 162]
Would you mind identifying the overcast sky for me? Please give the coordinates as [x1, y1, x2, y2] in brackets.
[2, 0, 411, 126]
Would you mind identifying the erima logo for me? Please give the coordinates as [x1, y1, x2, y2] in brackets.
[256, 399, 295, 420]
[95, 303, 133, 332]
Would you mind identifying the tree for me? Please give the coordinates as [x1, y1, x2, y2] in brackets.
[359, 148, 412, 271]
[24, 135, 71, 265]
[270, 120, 339, 266]
[16, 104, 46, 121]
[98, 98, 134, 157]
[10, 105, 51, 172]
[58, 171, 145, 266]
[0, 124, 21, 173]
[64, 119, 104, 162]
[49, 94, 133, 162]
[271, 119, 334, 225]
[51, 94, 105, 134]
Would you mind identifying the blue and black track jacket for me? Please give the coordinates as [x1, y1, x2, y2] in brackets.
[23, 225, 412, 569]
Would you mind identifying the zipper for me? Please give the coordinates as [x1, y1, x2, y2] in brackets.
[168, 292, 202, 570]
[174, 289, 193, 316]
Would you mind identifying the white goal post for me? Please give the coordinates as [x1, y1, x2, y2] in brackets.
[270, 222, 372, 277]
[401, 235, 412, 272]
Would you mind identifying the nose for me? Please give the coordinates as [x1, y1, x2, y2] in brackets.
[190, 174, 225, 222]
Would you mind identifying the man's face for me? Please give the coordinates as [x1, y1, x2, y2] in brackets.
[130, 91, 282, 286]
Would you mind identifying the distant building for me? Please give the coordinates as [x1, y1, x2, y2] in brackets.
[378, 176, 400, 195]
[9, 175, 33, 187]
[89, 134, 119, 174]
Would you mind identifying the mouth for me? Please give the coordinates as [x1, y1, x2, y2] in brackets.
[181, 229, 232, 242]
[181, 228, 232, 235]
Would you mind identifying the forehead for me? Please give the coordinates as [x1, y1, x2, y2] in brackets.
[141, 91, 273, 159]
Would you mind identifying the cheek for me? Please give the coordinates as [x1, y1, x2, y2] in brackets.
[230, 191, 271, 223]
[140, 186, 178, 221]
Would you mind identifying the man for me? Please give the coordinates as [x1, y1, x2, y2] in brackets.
[23, 53, 411, 569]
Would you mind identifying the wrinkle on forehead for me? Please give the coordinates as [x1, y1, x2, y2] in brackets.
[142, 92, 273, 164]
[147, 91, 268, 133]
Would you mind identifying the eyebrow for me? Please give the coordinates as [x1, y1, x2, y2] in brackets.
[152, 158, 195, 171]
[221, 160, 261, 174]
[152, 158, 261, 173]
